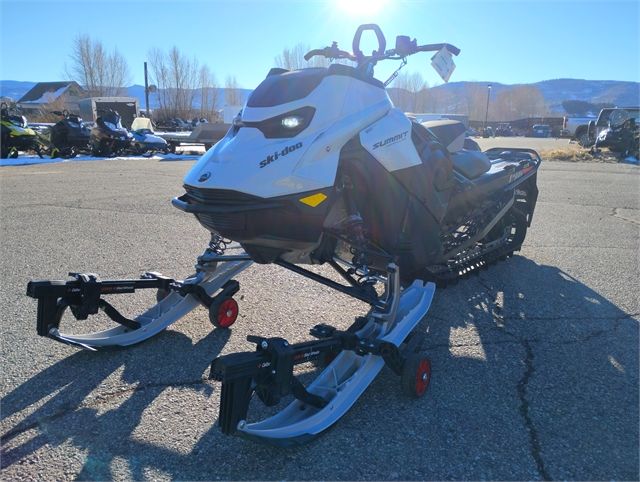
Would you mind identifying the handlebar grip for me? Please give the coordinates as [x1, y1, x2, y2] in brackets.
[352, 24, 386, 59]
[304, 49, 321, 61]
[443, 44, 461, 56]
[418, 43, 461, 56]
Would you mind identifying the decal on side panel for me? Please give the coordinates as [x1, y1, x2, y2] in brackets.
[259, 142, 303, 168]
[360, 109, 422, 172]
[373, 131, 408, 150]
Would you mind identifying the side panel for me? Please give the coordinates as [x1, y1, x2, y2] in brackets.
[337, 137, 443, 277]
[360, 109, 422, 172]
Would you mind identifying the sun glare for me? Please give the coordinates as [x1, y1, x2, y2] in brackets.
[335, 0, 388, 17]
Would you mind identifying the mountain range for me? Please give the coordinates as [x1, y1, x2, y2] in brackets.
[1, 78, 638, 114]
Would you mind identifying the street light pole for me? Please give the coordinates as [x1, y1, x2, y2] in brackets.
[144, 62, 150, 117]
[484, 83, 492, 132]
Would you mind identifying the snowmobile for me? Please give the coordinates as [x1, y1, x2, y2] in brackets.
[1, 103, 45, 158]
[26, 24, 541, 446]
[48, 110, 92, 158]
[129, 116, 170, 156]
[89, 108, 132, 157]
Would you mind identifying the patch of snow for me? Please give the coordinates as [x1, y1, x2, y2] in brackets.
[1, 152, 201, 167]
[21, 85, 69, 104]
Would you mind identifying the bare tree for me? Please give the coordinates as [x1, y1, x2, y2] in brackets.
[224, 75, 242, 106]
[148, 46, 200, 119]
[462, 84, 491, 121]
[274, 43, 330, 70]
[389, 72, 430, 112]
[493, 85, 548, 120]
[67, 34, 130, 96]
[198, 65, 219, 121]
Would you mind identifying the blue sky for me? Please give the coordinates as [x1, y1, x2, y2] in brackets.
[1, 0, 638, 89]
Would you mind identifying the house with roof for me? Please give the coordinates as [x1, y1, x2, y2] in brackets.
[17, 81, 86, 113]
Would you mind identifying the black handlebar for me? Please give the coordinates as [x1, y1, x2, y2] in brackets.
[303, 24, 461, 67]
[304, 45, 355, 62]
[352, 24, 386, 60]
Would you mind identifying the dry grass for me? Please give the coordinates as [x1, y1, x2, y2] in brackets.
[540, 147, 623, 163]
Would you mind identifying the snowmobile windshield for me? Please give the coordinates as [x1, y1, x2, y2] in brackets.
[246, 65, 381, 108]
[102, 111, 123, 129]
[247, 68, 327, 108]
[9, 115, 27, 128]
[609, 110, 632, 128]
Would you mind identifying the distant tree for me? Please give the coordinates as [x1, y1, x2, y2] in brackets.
[148, 46, 199, 119]
[463, 84, 490, 121]
[274, 43, 331, 70]
[562, 99, 613, 116]
[198, 65, 219, 121]
[493, 85, 548, 120]
[389, 72, 430, 112]
[67, 34, 130, 96]
[224, 75, 242, 106]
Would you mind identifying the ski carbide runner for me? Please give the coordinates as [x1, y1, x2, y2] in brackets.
[26, 258, 252, 350]
[236, 280, 435, 446]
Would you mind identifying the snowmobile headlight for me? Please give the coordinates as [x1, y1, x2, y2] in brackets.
[281, 116, 303, 129]
[243, 106, 315, 139]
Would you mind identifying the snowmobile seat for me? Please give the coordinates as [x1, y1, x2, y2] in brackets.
[450, 150, 491, 179]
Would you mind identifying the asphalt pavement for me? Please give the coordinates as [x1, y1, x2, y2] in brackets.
[1, 156, 638, 480]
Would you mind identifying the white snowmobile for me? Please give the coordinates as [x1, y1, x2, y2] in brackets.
[27, 24, 541, 446]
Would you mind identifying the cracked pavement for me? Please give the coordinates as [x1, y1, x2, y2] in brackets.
[1, 159, 638, 480]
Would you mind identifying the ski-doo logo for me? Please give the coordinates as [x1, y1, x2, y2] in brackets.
[259, 142, 303, 168]
[373, 130, 408, 150]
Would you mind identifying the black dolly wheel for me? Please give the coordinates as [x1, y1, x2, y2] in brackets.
[209, 297, 239, 329]
[401, 353, 432, 398]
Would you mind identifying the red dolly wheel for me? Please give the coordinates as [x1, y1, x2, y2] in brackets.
[209, 297, 239, 328]
[401, 354, 432, 398]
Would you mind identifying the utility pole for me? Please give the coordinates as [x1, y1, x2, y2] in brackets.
[484, 83, 492, 132]
[144, 61, 150, 117]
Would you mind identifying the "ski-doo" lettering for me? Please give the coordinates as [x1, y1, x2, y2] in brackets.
[259, 142, 303, 168]
[373, 130, 408, 150]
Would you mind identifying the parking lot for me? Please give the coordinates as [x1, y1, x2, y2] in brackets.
[1, 156, 638, 480]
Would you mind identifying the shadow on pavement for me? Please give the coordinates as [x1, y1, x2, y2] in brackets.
[418, 256, 639, 480]
[1, 257, 638, 480]
[1, 328, 230, 478]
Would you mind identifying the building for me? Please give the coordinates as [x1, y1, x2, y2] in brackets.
[17, 81, 86, 114]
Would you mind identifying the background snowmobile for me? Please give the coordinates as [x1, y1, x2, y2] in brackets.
[593, 110, 639, 157]
[89, 108, 132, 156]
[1, 103, 45, 158]
[48, 110, 91, 158]
[129, 116, 170, 156]
[26, 24, 541, 446]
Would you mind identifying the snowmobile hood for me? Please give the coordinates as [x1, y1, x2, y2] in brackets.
[183, 64, 392, 199]
[7, 124, 36, 137]
[132, 131, 166, 144]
